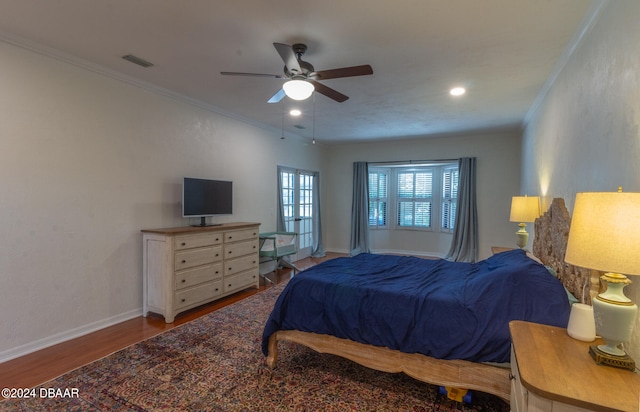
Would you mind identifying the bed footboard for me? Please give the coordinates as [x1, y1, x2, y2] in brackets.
[266, 330, 510, 402]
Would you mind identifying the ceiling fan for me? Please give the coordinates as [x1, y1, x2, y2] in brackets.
[221, 42, 373, 103]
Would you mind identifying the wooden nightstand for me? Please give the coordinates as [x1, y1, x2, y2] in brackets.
[509, 321, 640, 412]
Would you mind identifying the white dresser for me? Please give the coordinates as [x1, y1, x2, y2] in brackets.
[142, 222, 260, 322]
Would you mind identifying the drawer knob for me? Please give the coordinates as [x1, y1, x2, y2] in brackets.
[182, 260, 186, 264]
[181, 242, 186, 246]
[181, 298, 186, 303]
[215, 288, 219, 292]
[181, 279, 186, 283]
[509, 373, 515, 381]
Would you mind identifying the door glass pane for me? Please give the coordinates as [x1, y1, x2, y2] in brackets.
[298, 172, 314, 251]
[281, 170, 296, 232]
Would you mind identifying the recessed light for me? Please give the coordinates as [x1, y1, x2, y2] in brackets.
[450, 87, 466, 96]
[289, 109, 302, 116]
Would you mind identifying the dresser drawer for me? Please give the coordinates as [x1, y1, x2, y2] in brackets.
[225, 254, 258, 277]
[174, 245, 222, 271]
[175, 232, 222, 251]
[175, 280, 223, 310]
[224, 270, 258, 293]
[224, 228, 259, 243]
[224, 239, 258, 259]
[175, 263, 223, 290]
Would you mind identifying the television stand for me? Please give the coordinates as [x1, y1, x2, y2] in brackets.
[192, 217, 222, 227]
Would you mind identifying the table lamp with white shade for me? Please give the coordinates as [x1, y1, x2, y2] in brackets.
[509, 196, 540, 249]
[564, 188, 640, 371]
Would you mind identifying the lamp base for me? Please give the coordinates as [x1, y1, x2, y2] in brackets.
[515, 223, 529, 249]
[589, 345, 636, 371]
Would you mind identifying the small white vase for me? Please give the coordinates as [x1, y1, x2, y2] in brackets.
[567, 303, 596, 342]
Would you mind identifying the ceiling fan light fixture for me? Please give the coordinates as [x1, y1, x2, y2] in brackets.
[450, 87, 466, 96]
[283, 80, 314, 100]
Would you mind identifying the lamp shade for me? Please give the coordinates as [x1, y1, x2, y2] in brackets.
[565, 191, 640, 276]
[509, 196, 540, 223]
[282, 80, 314, 100]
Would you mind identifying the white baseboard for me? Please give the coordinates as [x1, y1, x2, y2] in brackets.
[324, 247, 443, 259]
[0, 308, 142, 363]
[373, 249, 445, 259]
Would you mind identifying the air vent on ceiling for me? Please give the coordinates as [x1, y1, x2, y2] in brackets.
[122, 54, 154, 68]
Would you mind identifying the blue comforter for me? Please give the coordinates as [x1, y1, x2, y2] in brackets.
[262, 250, 570, 363]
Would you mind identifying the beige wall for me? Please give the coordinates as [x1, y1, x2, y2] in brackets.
[323, 132, 522, 259]
[0, 39, 325, 361]
[521, 0, 640, 362]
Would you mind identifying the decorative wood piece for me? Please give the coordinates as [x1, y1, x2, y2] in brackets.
[533, 198, 600, 304]
[267, 330, 511, 402]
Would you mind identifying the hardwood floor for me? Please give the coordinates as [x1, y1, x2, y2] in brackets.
[0, 253, 344, 390]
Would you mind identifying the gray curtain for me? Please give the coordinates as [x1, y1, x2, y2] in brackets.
[311, 172, 325, 257]
[276, 166, 286, 232]
[445, 157, 478, 262]
[350, 161, 370, 255]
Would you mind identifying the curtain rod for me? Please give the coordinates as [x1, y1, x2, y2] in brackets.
[368, 158, 458, 165]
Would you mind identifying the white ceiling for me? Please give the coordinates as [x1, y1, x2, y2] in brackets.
[0, 0, 595, 144]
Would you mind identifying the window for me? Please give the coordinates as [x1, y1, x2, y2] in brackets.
[441, 165, 459, 233]
[368, 163, 458, 232]
[397, 168, 433, 228]
[368, 169, 388, 228]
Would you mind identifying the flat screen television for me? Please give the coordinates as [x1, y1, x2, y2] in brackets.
[182, 177, 232, 226]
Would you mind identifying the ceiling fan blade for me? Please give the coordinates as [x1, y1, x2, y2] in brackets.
[309, 80, 349, 103]
[220, 71, 285, 78]
[314, 65, 373, 80]
[273, 43, 302, 75]
[267, 89, 286, 104]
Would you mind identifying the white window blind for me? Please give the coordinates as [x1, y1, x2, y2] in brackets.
[397, 169, 433, 228]
[368, 169, 388, 228]
[441, 165, 459, 232]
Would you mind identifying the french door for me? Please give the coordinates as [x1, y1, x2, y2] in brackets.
[279, 167, 316, 260]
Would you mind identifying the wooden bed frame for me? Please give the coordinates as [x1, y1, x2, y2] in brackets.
[265, 198, 601, 403]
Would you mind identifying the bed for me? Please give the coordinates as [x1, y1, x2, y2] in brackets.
[262, 198, 601, 402]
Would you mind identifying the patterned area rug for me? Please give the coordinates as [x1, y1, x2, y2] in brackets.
[1, 282, 509, 411]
